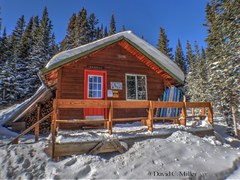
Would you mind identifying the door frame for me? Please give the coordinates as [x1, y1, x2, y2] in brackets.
[84, 69, 107, 119]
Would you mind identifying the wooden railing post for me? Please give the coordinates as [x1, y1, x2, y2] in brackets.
[201, 107, 205, 120]
[108, 101, 113, 135]
[181, 98, 187, 126]
[208, 102, 213, 125]
[191, 108, 195, 121]
[34, 104, 40, 142]
[147, 101, 153, 132]
[51, 99, 57, 159]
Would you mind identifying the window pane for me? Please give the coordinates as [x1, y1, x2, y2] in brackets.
[98, 84, 102, 90]
[98, 77, 102, 83]
[89, 76, 93, 83]
[89, 83, 92, 91]
[94, 84, 98, 90]
[97, 91, 102, 98]
[127, 76, 136, 99]
[137, 76, 146, 100]
[94, 77, 98, 83]
[93, 91, 97, 97]
[89, 90, 93, 97]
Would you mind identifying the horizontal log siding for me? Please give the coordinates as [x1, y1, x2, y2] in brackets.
[58, 43, 164, 127]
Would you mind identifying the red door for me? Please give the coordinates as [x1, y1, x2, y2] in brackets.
[84, 70, 107, 119]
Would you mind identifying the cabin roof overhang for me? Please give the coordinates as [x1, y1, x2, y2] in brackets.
[39, 31, 184, 86]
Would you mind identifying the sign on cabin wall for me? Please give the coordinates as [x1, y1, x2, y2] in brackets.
[112, 90, 119, 98]
[107, 90, 119, 98]
[110, 82, 122, 90]
[107, 90, 113, 97]
[87, 65, 104, 70]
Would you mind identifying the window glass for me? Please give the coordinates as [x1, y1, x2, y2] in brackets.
[137, 76, 146, 100]
[126, 75, 147, 100]
[88, 75, 102, 98]
[127, 76, 136, 99]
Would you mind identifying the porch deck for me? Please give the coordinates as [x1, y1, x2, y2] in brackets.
[44, 122, 214, 159]
[10, 99, 214, 160]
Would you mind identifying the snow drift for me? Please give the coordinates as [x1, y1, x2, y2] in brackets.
[0, 131, 239, 179]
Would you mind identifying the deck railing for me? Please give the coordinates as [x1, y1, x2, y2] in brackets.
[50, 99, 213, 159]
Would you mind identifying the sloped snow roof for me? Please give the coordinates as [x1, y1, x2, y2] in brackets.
[41, 31, 184, 84]
[1, 85, 53, 126]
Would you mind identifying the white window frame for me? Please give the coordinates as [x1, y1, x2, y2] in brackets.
[87, 75, 103, 99]
[125, 73, 148, 100]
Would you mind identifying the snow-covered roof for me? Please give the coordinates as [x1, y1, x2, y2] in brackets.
[41, 31, 184, 84]
[1, 85, 53, 126]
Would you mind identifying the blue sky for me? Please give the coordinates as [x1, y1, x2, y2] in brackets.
[0, 0, 208, 53]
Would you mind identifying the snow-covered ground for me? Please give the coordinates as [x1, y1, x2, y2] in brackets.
[0, 131, 240, 179]
[0, 104, 240, 179]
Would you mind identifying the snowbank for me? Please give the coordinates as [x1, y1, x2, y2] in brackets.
[55, 122, 212, 144]
[0, 131, 240, 179]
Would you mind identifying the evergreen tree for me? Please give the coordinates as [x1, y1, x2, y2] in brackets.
[122, 25, 126, 31]
[0, 28, 8, 72]
[185, 41, 197, 101]
[109, 12, 116, 35]
[157, 27, 173, 59]
[104, 26, 108, 37]
[205, 0, 240, 134]
[0, 28, 11, 103]
[49, 33, 59, 57]
[87, 13, 98, 42]
[74, 8, 88, 47]
[60, 13, 76, 51]
[28, 7, 53, 95]
[96, 24, 104, 40]
[4, 16, 26, 101]
[174, 39, 186, 74]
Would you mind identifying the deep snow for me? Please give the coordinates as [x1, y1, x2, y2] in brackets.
[0, 131, 240, 179]
[0, 104, 240, 179]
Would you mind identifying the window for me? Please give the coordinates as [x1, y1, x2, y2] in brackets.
[126, 74, 147, 100]
[88, 75, 102, 98]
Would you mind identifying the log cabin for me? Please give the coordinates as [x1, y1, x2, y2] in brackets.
[3, 31, 185, 131]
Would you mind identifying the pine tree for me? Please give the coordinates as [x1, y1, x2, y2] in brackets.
[60, 13, 76, 51]
[109, 12, 116, 35]
[122, 25, 126, 31]
[157, 27, 173, 59]
[87, 13, 98, 42]
[174, 39, 186, 74]
[74, 8, 88, 47]
[104, 26, 108, 37]
[6, 16, 26, 101]
[28, 7, 54, 95]
[205, 0, 240, 134]
[185, 41, 197, 101]
[0, 28, 11, 103]
[49, 33, 59, 57]
[96, 24, 104, 40]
